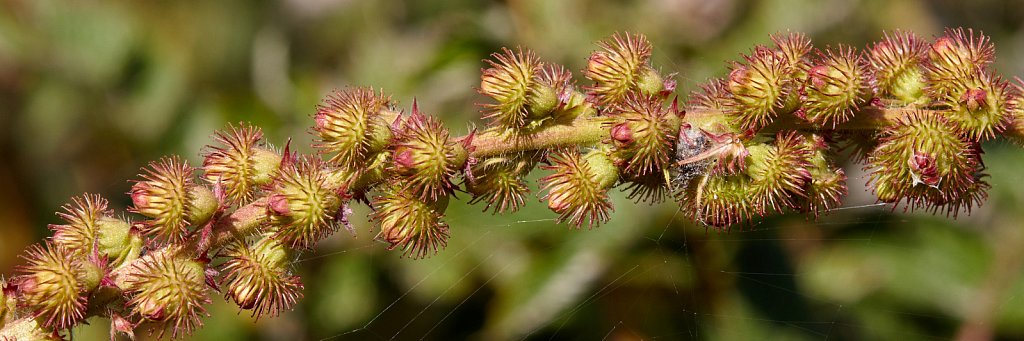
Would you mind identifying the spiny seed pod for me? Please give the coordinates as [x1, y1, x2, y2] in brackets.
[606, 93, 680, 177]
[620, 172, 669, 204]
[586, 32, 664, 105]
[371, 185, 450, 259]
[391, 104, 461, 201]
[540, 148, 618, 229]
[772, 32, 812, 76]
[130, 156, 218, 244]
[466, 153, 537, 214]
[221, 236, 303, 319]
[49, 194, 109, 255]
[681, 174, 756, 229]
[798, 135, 847, 217]
[267, 156, 343, 250]
[479, 47, 546, 129]
[726, 46, 791, 131]
[203, 123, 280, 205]
[939, 71, 1012, 141]
[50, 194, 143, 268]
[867, 111, 986, 213]
[16, 242, 87, 330]
[745, 132, 812, 213]
[801, 46, 872, 128]
[126, 254, 210, 339]
[925, 28, 995, 98]
[689, 78, 731, 112]
[868, 30, 928, 104]
[314, 88, 393, 171]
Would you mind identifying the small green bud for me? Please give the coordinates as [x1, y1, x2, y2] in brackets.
[635, 67, 665, 96]
[95, 216, 142, 268]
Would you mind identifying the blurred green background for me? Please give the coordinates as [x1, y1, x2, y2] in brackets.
[3, 0, 1024, 340]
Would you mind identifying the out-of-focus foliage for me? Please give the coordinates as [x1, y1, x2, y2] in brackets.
[3, 0, 1024, 339]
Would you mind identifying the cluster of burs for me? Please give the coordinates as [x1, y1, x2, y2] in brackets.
[2, 28, 1021, 339]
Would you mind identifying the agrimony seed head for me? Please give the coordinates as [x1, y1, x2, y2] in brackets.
[744, 132, 812, 213]
[620, 172, 669, 204]
[16, 242, 87, 330]
[801, 46, 872, 128]
[52, 195, 144, 268]
[938, 71, 1012, 141]
[586, 32, 664, 105]
[222, 236, 303, 319]
[466, 153, 536, 214]
[371, 185, 450, 259]
[681, 174, 756, 229]
[798, 135, 847, 217]
[391, 103, 461, 201]
[267, 156, 343, 250]
[126, 254, 210, 339]
[925, 28, 995, 97]
[479, 47, 543, 129]
[540, 149, 618, 229]
[202, 123, 279, 205]
[868, 30, 928, 104]
[725, 46, 790, 131]
[606, 93, 680, 177]
[314, 88, 393, 170]
[131, 157, 217, 244]
[49, 194, 109, 256]
[867, 111, 987, 213]
[689, 78, 731, 112]
[771, 31, 813, 77]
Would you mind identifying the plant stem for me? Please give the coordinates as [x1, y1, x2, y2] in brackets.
[468, 117, 609, 158]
